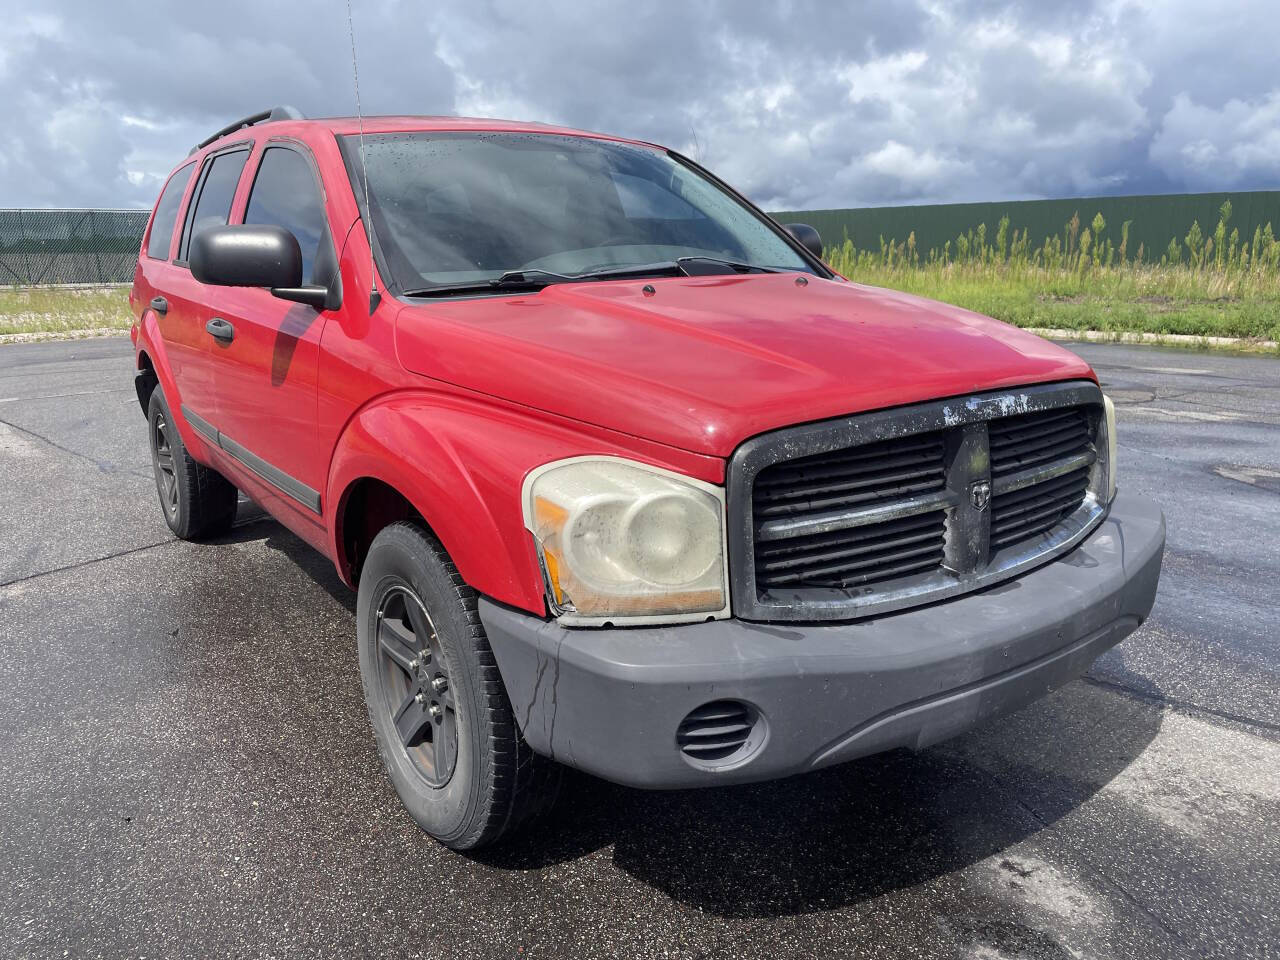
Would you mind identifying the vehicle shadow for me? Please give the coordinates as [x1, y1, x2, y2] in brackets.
[245, 512, 1164, 920]
[472, 678, 1163, 919]
[221, 507, 357, 615]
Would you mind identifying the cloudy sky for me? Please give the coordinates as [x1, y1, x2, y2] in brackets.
[2, 0, 1277, 210]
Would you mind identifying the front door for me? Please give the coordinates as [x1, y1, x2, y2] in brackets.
[206, 142, 332, 523]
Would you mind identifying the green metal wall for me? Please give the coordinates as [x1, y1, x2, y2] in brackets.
[771, 191, 1280, 262]
[6, 192, 1280, 284]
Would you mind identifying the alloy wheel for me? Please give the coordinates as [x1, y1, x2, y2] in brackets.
[374, 583, 459, 788]
[151, 410, 179, 518]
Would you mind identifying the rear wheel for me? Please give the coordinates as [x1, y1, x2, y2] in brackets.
[357, 521, 560, 849]
[147, 388, 237, 539]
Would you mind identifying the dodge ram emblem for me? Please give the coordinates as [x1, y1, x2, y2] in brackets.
[970, 481, 992, 510]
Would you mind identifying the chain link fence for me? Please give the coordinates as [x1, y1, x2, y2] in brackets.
[0, 209, 148, 286]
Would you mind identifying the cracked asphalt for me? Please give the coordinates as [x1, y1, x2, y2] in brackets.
[1, 337, 1277, 959]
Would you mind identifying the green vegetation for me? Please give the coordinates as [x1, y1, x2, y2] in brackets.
[0, 285, 133, 339]
[823, 201, 1280, 345]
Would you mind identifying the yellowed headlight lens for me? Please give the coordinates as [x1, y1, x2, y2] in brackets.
[1103, 394, 1118, 502]
[524, 459, 729, 624]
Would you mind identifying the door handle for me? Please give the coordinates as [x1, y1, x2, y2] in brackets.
[150, 296, 168, 315]
[205, 317, 234, 343]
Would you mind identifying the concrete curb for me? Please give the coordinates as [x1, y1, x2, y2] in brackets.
[0, 326, 129, 345]
[1025, 327, 1279, 353]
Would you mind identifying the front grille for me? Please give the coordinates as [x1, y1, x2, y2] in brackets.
[755, 508, 947, 589]
[990, 407, 1092, 478]
[752, 430, 948, 590]
[989, 407, 1094, 550]
[727, 381, 1109, 622]
[990, 467, 1091, 549]
[753, 431, 946, 521]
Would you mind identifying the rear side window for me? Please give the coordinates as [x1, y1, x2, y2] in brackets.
[178, 149, 250, 262]
[244, 147, 327, 284]
[146, 163, 194, 260]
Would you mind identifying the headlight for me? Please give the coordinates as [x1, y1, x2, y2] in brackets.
[1102, 394, 1118, 502]
[522, 457, 729, 625]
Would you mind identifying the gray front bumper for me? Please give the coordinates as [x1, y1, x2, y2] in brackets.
[480, 491, 1165, 789]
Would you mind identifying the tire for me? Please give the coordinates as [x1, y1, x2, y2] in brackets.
[357, 521, 561, 849]
[147, 388, 238, 539]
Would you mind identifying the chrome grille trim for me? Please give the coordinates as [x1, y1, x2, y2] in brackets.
[726, 380, 1109, 622]
[755, 488, 957, 541]
[992, 449, 1097, 496]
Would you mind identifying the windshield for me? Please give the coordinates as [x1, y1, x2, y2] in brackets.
[340, 132, 816, 292]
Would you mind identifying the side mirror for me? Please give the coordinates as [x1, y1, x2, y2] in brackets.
[191, 224, 302, 288]
[190, 224, 335, 309]
[784, 223, 824, 260]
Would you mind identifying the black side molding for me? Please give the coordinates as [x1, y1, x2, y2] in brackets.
[179, 404, 321, 514]
[183, 404, 219, 446]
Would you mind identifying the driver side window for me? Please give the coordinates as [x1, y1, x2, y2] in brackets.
[244, 146, 328, 285]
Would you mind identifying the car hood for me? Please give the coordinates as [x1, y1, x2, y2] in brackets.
[394, 274, 1094, 458]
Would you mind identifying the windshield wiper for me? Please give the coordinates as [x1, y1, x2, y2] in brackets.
[403, 269, 579, 298]
[575, 261, 685, 280]
[577, 258, 780, 279]
[403, 259, 780, 298]
[676, 256, 781, 274]
[495, 268, 579, 284]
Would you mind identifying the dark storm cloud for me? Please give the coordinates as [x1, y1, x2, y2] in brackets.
[1, 0, 1277, 209]
[0, 1, 456, 206]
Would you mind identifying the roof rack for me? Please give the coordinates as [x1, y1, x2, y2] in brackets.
[189, 105, 306, 155]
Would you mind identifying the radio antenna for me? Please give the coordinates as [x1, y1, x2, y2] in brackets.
[345, 0, 381, 313]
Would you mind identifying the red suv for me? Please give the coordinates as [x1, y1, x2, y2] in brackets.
[130, 107, 1165, 849]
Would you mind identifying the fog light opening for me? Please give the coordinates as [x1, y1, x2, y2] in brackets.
[676, 699, 767, 770]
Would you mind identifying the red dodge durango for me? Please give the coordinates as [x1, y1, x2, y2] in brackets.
[130, 107, 1165, 849]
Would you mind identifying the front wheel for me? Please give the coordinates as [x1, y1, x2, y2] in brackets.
[356, 522, 560, 849]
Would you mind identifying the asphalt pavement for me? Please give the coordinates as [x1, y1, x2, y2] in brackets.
[1, 337, 1276, 959]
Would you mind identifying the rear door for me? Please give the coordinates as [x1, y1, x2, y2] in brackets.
[162, 145, 252, 431]
[205, 141, 332, 520]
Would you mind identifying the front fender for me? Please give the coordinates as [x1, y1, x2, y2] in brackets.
[325, 389, 724, 615]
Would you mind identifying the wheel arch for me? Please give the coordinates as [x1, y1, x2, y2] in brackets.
[133, 313, 179, 422]
[134, 348, 159, 415]
[334, 476, 426, 586]
[324, 393, 550, 615]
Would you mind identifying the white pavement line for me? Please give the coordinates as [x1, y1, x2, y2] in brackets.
[1122, 406, 1249, 423]
[960, 686, 1279, 956]
[1103, 707, 1280, 839]
[1214, 464, 1280, 485]
[0, 387, 134, 403]
[0, 421, 39, 457]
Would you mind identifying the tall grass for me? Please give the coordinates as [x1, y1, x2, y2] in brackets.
[0, 286, 133, 339]
[824, 201, 1280, 343]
